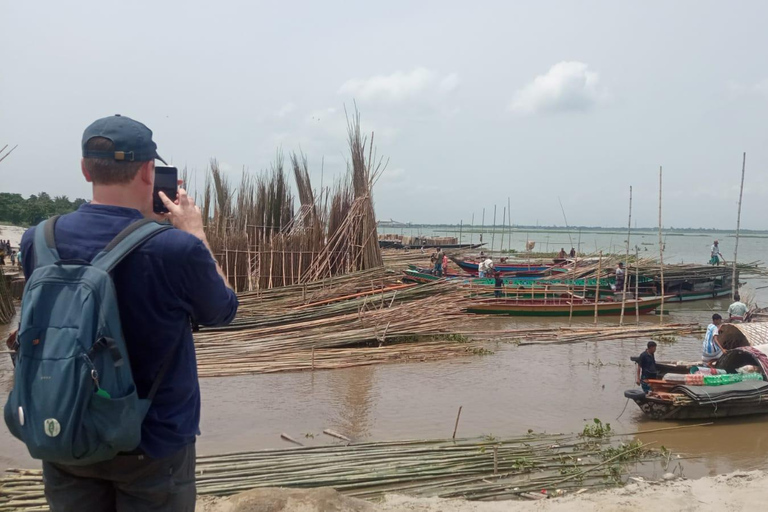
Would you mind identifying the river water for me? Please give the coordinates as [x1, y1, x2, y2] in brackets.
[2, 229, 768, 479]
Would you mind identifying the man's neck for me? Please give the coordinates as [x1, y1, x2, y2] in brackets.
[91, 186, 150, 216]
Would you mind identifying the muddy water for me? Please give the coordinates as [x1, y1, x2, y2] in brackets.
[2, 229, 768, 479]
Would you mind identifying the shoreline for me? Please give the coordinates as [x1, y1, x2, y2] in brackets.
[196, 470, 768, 511]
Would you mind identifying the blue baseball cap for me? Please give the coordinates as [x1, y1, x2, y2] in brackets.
[82, 114, 167, 164]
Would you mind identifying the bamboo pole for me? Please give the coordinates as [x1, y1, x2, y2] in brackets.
[452, 406, 463, 439]
[733, 152, 746, 299]
[594, 251, 602, 325]
[635, 246, 640, 325]
[658, 166, 665, 324]
[470, 213, 475, 246]
[507, 197, 512, 253]
[499, 207, 506, 255]
[491, 205, 497, 253]
[619, 186, 632, 326]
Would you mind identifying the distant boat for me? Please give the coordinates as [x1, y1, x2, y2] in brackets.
[465, 296, 667, 317]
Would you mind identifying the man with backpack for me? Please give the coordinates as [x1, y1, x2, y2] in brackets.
[5, 115, 238, 511]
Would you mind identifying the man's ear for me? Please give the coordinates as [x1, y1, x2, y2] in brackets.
[81, 159, 93, 183]
[139, 161, 154, 186]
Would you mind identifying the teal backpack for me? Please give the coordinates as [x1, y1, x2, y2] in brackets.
[4, 216, 172, 465]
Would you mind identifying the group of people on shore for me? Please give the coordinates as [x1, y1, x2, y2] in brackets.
[636, 293, 750, 392]
[0, 239, 21, 268]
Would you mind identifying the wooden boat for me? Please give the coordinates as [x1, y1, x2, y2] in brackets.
[455, 259, 556, 274]
[402, 268, 613, 297]
[465, 296, 667, 317]
[625, 346, 768, 420]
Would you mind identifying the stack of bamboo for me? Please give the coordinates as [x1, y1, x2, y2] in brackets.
[0, 267, 14, 324]
[202, 109, 385, 292]
[0, 433, 655, 509]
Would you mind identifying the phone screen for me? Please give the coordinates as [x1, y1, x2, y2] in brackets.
[153, 166, 178, 214]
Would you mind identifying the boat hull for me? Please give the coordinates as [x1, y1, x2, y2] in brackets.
[628, 394, 768, 420]
[465, 297, 665, 317]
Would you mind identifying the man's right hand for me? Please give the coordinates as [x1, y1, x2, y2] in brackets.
[159, 188, 206, 242]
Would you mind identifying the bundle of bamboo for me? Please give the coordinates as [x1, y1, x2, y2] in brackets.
[0, 267, 14, 324]
[202, 109, 385, 292]
[0, 433, 658, 510]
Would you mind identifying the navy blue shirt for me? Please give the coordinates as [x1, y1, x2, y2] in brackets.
[21, 204, 238, 458]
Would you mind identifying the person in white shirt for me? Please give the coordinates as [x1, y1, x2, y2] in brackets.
[478, 258, 494, 278]
[728, 293, 748, 322]
[703, 314, 725, 364]
[710, 240, 724, 265]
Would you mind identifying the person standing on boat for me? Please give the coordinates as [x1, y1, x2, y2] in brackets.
[728, 293, 748, 322]
[636, 341, 658, 393]
[442, 253, 449, 275]
[557, 248, 567, 259]
[703, 314, 725, 364]
[614, 262, 625, 291]
[478, 257, 494, 278]
[710, 240, 724, 265]
[434, 247, 445, 277]
[569, 247, 576, 258]
[494, 271, 503, 298]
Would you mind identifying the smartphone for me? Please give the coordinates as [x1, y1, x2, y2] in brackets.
[153, 166, 178, 214]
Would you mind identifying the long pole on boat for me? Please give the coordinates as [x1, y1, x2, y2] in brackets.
[658, 166, 665, 324]
[470, 213, 474, 246]
[508, 196, 513, 253]
[459, 220, 463, 246]
[500, 207, 506, 256]
[619, 186, 632, 326]
[557, 196, 574, 250]
[491, 205, 497, 254]
[481, 208, 485, 246]
[594, 250, 603, 325]
[635, 246, 640, 325]
[732, 153, 746, 300]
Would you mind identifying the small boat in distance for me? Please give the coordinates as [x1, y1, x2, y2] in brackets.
[465, 296, 667, 317]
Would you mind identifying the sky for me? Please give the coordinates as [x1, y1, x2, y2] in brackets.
[1, 0, 768, 229]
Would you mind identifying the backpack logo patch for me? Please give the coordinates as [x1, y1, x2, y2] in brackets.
[44, 418, 61, 437]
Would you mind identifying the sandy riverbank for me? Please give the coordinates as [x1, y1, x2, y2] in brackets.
[196, 470, 767, 511]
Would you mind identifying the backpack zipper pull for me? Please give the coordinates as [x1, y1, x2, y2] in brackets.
[90, 369, 112, 399]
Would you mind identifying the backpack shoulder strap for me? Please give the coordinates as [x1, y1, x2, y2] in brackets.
[33, 215, 62, 268]
[91, 219, 172, 272]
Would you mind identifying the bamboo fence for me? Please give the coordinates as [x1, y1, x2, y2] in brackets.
[0, 433, 658, 510]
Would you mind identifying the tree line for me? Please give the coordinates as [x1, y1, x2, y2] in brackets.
[0, 193, 87, 226]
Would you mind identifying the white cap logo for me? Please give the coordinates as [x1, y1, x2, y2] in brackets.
[44, 418, 61, 437]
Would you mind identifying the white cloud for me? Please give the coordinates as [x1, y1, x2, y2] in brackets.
[509, 61, 606, 114]
[727, 79, 768, 98]
[275, 102, 296, 118]
[338, 67, 459, 101]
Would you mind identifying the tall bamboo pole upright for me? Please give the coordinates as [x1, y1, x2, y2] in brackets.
[507, 197, 512, 253]
[481, 208, 485, 246]
[491, 205, 497, 254]
[635, 246, 640, 325]
[594, 251, 603, 325]
[470, 213, 475, 246]
[619, 186, 632, 326]
[459, 220, 463, 245]
[658, 166, 665, 324]
[733, 152, 746, 299]
[500, 207, 506, 255]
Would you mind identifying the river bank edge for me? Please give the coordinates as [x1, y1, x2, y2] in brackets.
[196, 469, 766, 511]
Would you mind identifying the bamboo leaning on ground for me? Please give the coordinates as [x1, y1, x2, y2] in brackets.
[593, 251, 602, 324]
[0, 433, 660, 510]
